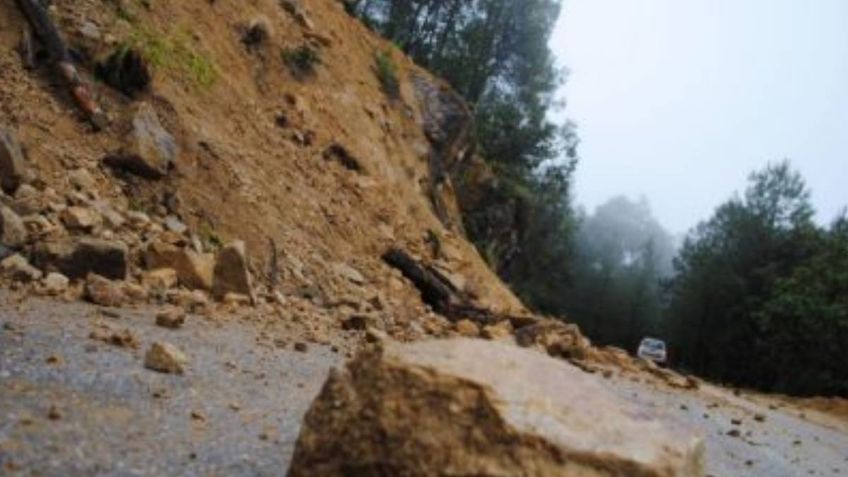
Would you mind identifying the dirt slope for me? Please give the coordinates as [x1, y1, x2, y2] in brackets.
[0, 0, 522, 339]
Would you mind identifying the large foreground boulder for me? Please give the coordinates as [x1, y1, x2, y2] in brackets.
[289, 339, 704, 477]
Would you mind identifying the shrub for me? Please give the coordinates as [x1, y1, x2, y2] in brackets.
[374, 50, 399, 99]
[282, 45, 321, 78]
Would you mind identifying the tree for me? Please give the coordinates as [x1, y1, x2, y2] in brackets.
[664, 162, 848, 395]
[560, 197, 675, 349]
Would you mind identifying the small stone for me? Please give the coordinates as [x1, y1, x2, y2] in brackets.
[753, 413, 766, 422]
[481, 321, 513, 340]
[365, 327, 388, 344]
[142, 268, 178, 290]
[164, 215, 188, 234]
[126, 211, 151, 230]
[60, 206, 102, 231]
[294, 342, 308, 352]
[156, 308, 186, 329]
[730, 418, 742, 426]
[85, 273, 126, 307]
[68, 168, 96, 190]
[89, 327, 139, 348]
[332, 262, 365, 285]
[0, 254, 42, 282]
[47, 405, 62, 420]
[342, 314, 377, 331]
[79, 21, 101, 40]
[144, 342, 187, 374]
[454, 319, 479, 338]
[42, 272, 70, 295]
[726, 429, 741, 438]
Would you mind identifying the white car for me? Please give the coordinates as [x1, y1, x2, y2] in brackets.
[637, 337, 667, 364]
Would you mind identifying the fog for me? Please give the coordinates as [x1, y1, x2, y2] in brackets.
[550, 0, 848, 234]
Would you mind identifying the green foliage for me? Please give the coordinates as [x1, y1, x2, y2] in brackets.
[374, 50, 400, 99]
[124, 26, 217, 88]
[664, 162, 848, 396]
[354, 0, 579, 319]
[282, 45, 322, 78]
[560, 197, 676, 349]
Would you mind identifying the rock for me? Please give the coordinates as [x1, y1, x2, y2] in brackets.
[126, 211, 151, 230]
[156, 308, 186, 329]
[79, 21, 101, 40]
[294, 341, 308, 352]
[142, 268, 178, 290]
[89, 327, 139, 348]
[91, 201, 126, 229]
[454, 319, 479, 337]
[42, 272, 70, 295]
[145, 242, 214, 290]
[0, 254, 42, 282]
[9, 184, 47, 215]
[289, 339, 704, 477]
[144, 342, 187, 374]
[68, 168, 96, 190]
[0, 127, 31, 194]
[85, 274, 126, 307]
[33, 238, 128, 280]
[164, 215, 187, 234]
[341, 314, 378, 331]
[481, 320, 513, 340]
[212, 240, 253, 301]
[60, 206, 102, 231]
[0, 205, 27, 248]
[331, 262, 365, 285]
[104, 103, 177, 179]
[515, 319, 591, 360]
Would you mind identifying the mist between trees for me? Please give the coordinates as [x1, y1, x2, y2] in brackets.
[345, 1, 847, 397]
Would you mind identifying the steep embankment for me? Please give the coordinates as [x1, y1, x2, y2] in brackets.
[0, 0, 524, 342]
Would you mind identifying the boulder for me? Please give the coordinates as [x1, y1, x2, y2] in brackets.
[0, 205, 27, 248]
[212, 240, 253, 301]
[144, 242, 214, 290]
[289, 339, 704, 477]
[0, 254, 42, 282]
[104, 103, 177, 179]
[32, 238, 128, 280]
[0, 127, 31, 194]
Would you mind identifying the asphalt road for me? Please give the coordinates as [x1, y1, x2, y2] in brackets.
[1, 291, 847, 476]
[0, 292, 341, 476]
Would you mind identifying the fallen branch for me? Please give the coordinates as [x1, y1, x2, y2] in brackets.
[382, 247, 536, 327]
[14, 0, 107, 129]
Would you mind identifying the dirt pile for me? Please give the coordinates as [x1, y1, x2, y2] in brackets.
[289, 338, 705, 477]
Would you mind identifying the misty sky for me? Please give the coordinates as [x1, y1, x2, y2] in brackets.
[550, 0, 848, 234]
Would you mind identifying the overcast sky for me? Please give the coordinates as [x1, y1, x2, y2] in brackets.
[550, 0, 848, 234]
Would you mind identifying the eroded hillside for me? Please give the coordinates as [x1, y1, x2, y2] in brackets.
[0, 0, 527, 343]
